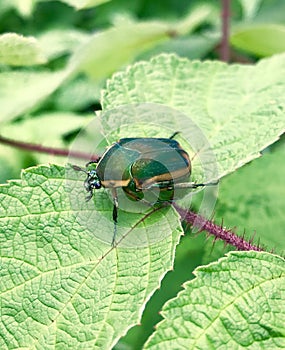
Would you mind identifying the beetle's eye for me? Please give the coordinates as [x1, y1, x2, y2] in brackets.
[94, 181, 101, 189]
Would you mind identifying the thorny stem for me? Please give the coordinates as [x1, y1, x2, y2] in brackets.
[173, 203, 263, 251]
[220, 0, 230, 62]
[0, 134, 263, 251]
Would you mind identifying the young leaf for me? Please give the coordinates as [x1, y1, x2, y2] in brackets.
[0, 33, 47, 66]
[102, 53, 285, 180]
[0, 164, 182, 349]
[144, 251, 285, 349]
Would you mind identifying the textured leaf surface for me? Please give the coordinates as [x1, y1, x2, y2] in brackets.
[231, 24, 285, 57]
[0, 33, 46, 66]
[144, 251, 285, 349]
[102, 53, 285, 180]
[0, 165, 181, 349]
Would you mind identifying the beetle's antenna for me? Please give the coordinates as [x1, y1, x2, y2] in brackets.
[71, 165, 88, 174]
[169, 131, 180, 139]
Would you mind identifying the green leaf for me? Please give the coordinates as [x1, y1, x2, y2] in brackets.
[250, 0, 285, 25]
[0, 147, 21, 183]
[0, 0, 36, 17]
[214, 141, 285, 253]
[69, 21, 169, 79]
[69, 6, 213, 79]
[231, 24, 285, 57]
[172, 5, 215, 36]
[2, 112, 93, 144]
[0, 164, 182, 349]
[102, 53, 285, 180]
[0, 70, 69, 123]
[54, 76, 101, 111]
[140, 33, 219, 61]
[0, 33, 47, 66]
[37, 29, 90, 61]
[144, 251, 285, 349]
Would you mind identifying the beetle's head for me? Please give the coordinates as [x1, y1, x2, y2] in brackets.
[71, 164, 102, 201]
[85, 169, 101, 193]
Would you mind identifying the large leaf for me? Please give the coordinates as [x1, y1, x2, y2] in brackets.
[0, 164, 182, 349]
[102, 53, 285, 180]
[144, 251, 285, 349]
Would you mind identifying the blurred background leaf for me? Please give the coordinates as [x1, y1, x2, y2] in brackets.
[231, 24, 285, 57]
[0, 32, 46, 65]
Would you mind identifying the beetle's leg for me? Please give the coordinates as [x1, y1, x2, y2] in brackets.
[85, 191, 93, 202]
[171, 181, 219, 189]
[111, 188, 119, 247]
[169, 131, 180, 139]
[144, 181, 218, 190]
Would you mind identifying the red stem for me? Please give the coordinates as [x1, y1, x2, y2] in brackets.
[220, 0, 230, 62]
[0, 135, 99, 161]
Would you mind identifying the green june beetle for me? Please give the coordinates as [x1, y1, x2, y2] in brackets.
[73, 132, 216, 245]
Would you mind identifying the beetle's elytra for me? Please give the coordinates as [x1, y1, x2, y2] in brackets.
[73, 132, 216, 246]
